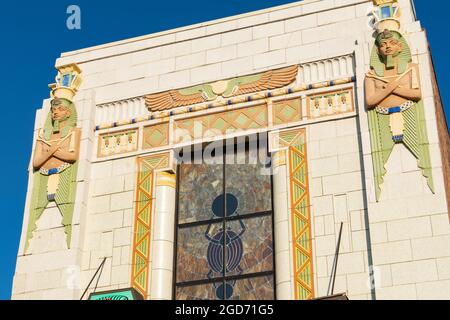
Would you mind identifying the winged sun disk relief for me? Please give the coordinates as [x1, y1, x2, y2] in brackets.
[145, 65, 298, 112]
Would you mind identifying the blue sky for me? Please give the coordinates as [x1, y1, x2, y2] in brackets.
[0, 0, 448, 300]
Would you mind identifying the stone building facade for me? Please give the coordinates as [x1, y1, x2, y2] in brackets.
[12, 0, 450, 300]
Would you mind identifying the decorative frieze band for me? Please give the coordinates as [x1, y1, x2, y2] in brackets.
[143, 123, 170, 150]
[98, 129, 138, 157]
[145, 65, 298, 112]
[94, 55, 355, 131]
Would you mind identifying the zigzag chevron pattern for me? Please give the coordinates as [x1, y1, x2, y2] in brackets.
[131, 153, 170, 298]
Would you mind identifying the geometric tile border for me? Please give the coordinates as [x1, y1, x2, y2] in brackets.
[273, 128, 315, 300]
[131, 151, 173, 298]
[272, 98, 302, 126]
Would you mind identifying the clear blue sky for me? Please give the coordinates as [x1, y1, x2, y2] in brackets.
[0, 0, 448, 300]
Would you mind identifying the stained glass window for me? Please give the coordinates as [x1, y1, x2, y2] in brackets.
[174, 136, 275, 300]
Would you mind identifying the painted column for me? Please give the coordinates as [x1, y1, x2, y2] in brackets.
[149, 171, 176, 300]
[272, 150, 293, 300]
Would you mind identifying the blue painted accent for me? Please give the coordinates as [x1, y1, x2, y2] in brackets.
[247, 96, 252, 102]
[351, 76, 357, 82]
[288, 88, 293, 94]
[95, 125, 100, 131]
[389, 107, 401, 114]
[330, 80, 335, 86]
[131, 118, 136, 124]
[47, 194, 56, 201]
[267, 92, 272, 98]
[150, 115, 154, 120]
[113, 122, 118, 127]
[188, 107, 193, 112]
[169, 111, 173, 116]
[308, 84, 313, 90]
[48, 168, 58, 175]
[212, 193, 238, 218]
[227, 100, 232, 105]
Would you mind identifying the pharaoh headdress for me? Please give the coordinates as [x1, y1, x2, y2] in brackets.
[26, 65, 81, 252]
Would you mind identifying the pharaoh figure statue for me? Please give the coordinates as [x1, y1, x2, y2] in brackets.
[365, 27, 434, 200]
[26, 65, 82, 251]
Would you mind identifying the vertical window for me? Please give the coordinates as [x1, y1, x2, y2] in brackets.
[174, 137, 275, 300]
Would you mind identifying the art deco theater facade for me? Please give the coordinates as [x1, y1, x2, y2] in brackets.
[13, 0, 450, 300]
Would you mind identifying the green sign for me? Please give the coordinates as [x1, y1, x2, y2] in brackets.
[88, 288, 143, 300]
